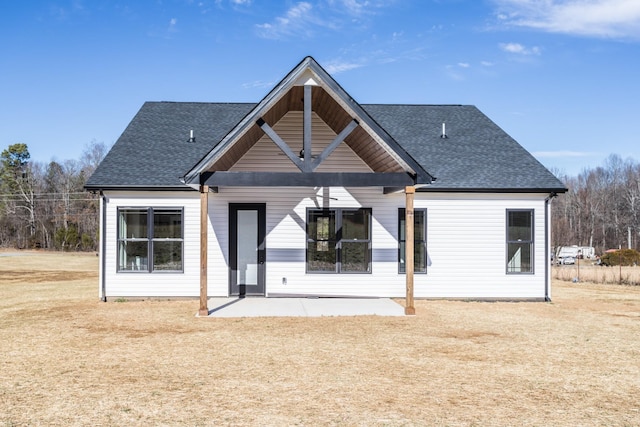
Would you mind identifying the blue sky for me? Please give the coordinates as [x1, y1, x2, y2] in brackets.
[1, 0, 639, 176]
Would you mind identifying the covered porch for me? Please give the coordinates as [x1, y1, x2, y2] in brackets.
[181, 58, 432, 316]
[196, 184, 420, 316]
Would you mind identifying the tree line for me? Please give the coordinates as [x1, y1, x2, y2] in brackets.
[0, 142, 107, 250]
[552, 154, 640, 255]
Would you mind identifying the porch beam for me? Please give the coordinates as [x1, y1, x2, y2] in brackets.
[383, 187, 405, 194]
[303, 85, 312, 164]
[405, 186, 416, 315]
[257, 118, 308, 172]
[198, 184, 209, 316]
[203, 171, 415, 187]
[311, 119, 359, 171]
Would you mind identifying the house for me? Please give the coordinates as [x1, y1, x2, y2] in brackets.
[85, 56, 566, 314]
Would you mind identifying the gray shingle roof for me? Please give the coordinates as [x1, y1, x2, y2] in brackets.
[85, 101, 565, 192]
[362, 104, 565, 191]
[85, 102, 254, 189]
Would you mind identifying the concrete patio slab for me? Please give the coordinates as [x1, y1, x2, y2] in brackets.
[201, 297, 405, 317]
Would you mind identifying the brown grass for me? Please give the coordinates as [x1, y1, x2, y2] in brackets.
[1, 252, 639, 426]
[553, 262, 640, 286]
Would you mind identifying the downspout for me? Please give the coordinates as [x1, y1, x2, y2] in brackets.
[544, 192, 557, 302]
[100, 191, 107, 302]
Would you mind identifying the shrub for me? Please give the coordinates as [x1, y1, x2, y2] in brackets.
[80, 233, 94, 251]
[600, 249, 640, 267]
[53, 224, 79, 251]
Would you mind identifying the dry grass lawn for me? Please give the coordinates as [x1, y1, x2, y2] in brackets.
[1, 251, 639, 426]
[553, 262, 640, 286]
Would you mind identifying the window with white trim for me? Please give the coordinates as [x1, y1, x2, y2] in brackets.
[306, 208, 371, 273]
[117, 208, 184, 272]
[506, 209, 534, 274]
[399, 208, 427, 274]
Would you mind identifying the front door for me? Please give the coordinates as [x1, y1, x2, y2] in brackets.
[229, 204, 266, 296]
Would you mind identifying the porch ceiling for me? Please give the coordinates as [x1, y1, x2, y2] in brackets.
[207, 86, 405, 174]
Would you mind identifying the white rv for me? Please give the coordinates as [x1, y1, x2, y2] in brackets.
[556, 246, 595, 263]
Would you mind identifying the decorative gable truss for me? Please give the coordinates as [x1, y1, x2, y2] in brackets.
[183, 57, 433, 190]
[257, 85, 358, 173]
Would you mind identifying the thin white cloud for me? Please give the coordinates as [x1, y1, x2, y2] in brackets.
[494, 0, 640, 40]
[256, 1, 395, 39]
[256, 2, 327, 39]
[445, 64, 465, 81]
[48, 0, 86, 20]
[458, 62, 470, 68]
[392, 31, 403, 41]
[336, 0, 367, 16]
[499, 42, 541, 55]
[72, 0, 85, 12]
[328, 0, 395, 17]
[321, 37, 427, 77]
[241, 80, 276, 89]
[168, 18, 178, 32]
[324, 60, 363, 74]
[481, 61, 494, 66]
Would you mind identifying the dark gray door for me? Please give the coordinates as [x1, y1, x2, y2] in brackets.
[229, 204, 266, 296]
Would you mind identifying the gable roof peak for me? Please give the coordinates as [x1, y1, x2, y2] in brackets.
[183, 56, 433, 185]
[294, 69, 321, 86]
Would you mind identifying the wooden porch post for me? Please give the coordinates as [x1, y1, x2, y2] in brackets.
[198, 185, 209, 316]
[405, 186, 416, 315]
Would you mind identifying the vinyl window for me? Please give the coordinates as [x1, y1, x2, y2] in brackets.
[506, 209, 534, 274]
[117, 207, 184, 272]
[306, 208, 371, 273]
[398, 208, 427, 274]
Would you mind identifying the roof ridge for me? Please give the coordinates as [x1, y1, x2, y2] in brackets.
[362, 103, 470, 107]
[150, 101, 257, 105]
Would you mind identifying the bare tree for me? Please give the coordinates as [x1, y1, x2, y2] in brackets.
[622, 162, 640, 249]
[551, 154, 640, 254]
[0, 140, 108, 250]
[80, 140, 108, 177]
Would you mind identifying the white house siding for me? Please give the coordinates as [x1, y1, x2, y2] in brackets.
[102, 191, 201, 297]
[410, 192, 549, 299]
[207, 188, 550, 299]
[101, 189, 549, 299]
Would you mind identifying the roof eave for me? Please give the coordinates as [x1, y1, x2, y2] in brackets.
[84, 184, 195, 192]
[417, 186, 568, 193]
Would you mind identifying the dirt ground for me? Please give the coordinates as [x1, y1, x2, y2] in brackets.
[1, 252, 639, 426]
